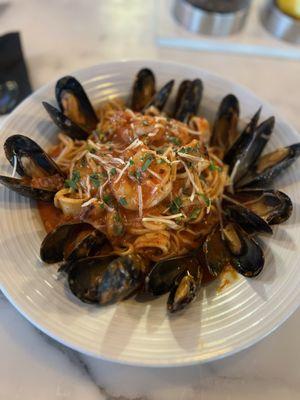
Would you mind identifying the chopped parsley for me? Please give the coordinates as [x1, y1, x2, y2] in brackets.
[189, 208, 201, 220]
[209, 160, 222, 172]
[141, 154, 154, 172]
[135, 169, 142, 182]
[169, 197, 182, 214]
[113, 213, 124, 236]
[90, 173, 101, 188]
[199, 193, 211, 207]
[99, 202, 105, 209]
[65, 171, 80, 190]
[168, 136, 181, 146]
[119, 197, 128, 206]
[110, 167, 117, 176]
[129, 159, 135, 166]
[103, 194, 114, 207]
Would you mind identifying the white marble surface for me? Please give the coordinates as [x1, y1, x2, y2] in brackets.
[0, 0, 300, 399]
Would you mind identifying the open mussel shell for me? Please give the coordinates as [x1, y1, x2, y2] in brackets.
[210, 94, 240, 153]
[173, 79, 203, 123]
[43, 102, 89, 140]
[131, 68, 156, 112]
[225, 203, 273, 235]
[4, 134, 63, 178]
[167, 262, 203, 314]
[0, 175, 55, 201]
[40, 222, 105, 263]
[55, 76, 98, 131]
[146, 255, 201, 296]
[68, 256, 115, 303]
[144, 80, 174, 112]
[68, 254, 145, 305]
[203, 223, 265, 278]
[236, 143, 300, 189]
[229, 189, 293, 225]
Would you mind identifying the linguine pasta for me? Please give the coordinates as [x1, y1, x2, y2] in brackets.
[49, 101, 229, 262]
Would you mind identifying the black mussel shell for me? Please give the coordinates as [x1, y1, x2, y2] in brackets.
[210, 94, 240, 153]
[203, 226, 231, 277]
[225, 203, 273, 235]
[236, 143, 300, 188]
[146, 255, 201, 296]
[144, 80, 174, 112]
[43, 102, 89, 140]
[4, 134, 63, 178]
[68, 256, 115, 303]
[203, 223, 265, 278]
[69, 255, 145, 304]
[167, 263, 203, 314]
[229, 189, 293, 225]
[224, 107, 262, 182]
[223, 224, 264, 277]
[174, 79, 203, 123]
[0, 175, 55, 201]
[173, 80, 191, 116]
[40, 222, 105, 263]
[55, 76, 98, 131]
[131, 68, 156, 111]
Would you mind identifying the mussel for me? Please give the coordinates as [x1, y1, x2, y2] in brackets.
[210, 94, 240, 153]
[68, 254, 145, 304]
[144, 79, 174, 112]
[43, 101, 89, 140]
[131, 68, 156, 111]
[236, 143, 300, 188]
[55, 76, 98, 131]
[203, 223, 265, 278]
[40, 222, 106, 263]
[228, 189, 293, 225]
[173, 79, 203, 123]
[0, 135, 64, 201]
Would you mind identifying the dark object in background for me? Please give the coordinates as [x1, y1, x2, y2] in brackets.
[173, 0, 251, 36]
[187, 0, 251, 13]
[0, 32, 32, 114]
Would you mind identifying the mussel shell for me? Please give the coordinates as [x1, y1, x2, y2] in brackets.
[55, 76, 98, 131]
[225, 203, 273, 235]
[203, 223, 265, 278]
[4, 134, 63, 178]
[0, 175, 55, 201]
[43, 102, 89, 140]
[40, 222, 104, 263]
[224, 107, 261, 181]
[131, 68, 156, 111]
[144, 80, 174, 112]
[203, 226, 231, 277]
[224, 224, 264, 278]
[173, 80, 191, 116]
[174, 79, 203, 123]
[68, 256, 114, 303]
[236, 143, 300, 188]
[229, 189, 293, 225]
[94, 254, 145, 304]
[210, 94, 240, 152]
[167, 263, 203, 314]
[146, 255, 201, 296]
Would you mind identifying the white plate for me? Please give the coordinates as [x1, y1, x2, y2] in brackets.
[0, 60, 299, 367]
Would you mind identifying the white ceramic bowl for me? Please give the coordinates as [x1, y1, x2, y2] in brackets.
[0, 60, 299, 367]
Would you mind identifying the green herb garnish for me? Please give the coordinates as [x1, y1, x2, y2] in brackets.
[119, 197, 128, 206]
[113, 213, 124, 236]
[141, 154, 154, 172]
[189, 208, 201, 220]
[168, 136, 181, 146]
[103, 194, 114, 207]
[65, 170, 80, 190]
[110, 167, 117, 176]
[199, 193, 211, 207]
[209, 160, 222, 172]
[170, 197, 182, 214]
[90, 173, 101, 188]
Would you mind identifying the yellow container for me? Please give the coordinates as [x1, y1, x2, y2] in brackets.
[277, 0, 300, 18]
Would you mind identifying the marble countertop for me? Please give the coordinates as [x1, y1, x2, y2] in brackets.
[0, 0, 300, 399]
